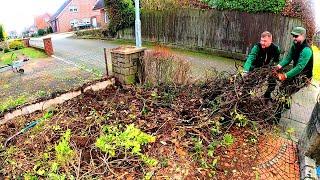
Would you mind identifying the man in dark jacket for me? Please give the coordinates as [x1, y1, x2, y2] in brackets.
[275, 26, 313, 95]
[243, 31, 281, 99]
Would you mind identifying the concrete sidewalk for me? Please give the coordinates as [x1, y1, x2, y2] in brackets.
[279, 80, 320, 139]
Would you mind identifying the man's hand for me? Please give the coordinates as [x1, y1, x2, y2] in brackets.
[277, 73, 287, 81]
[242, 71, 249, 78]
[272, 65, 282, 78]
[272, 65, 282, 73]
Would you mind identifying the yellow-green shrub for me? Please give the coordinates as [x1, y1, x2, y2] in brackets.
[9, 40, 25, 50]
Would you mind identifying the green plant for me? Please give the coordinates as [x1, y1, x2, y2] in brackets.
[4, 48, 10, 53]
[210, 121, 221, 135]
[0, 24, 4, 41]
[207, 141, 219, 157]
[193, 138, 203, 154]
[55, 129, 74, 164]
[95, 124, 158, 166]
[231, 109, 249, 127]
[285, 127, 295, 140]
[46, 27, 53, 34]
[222, 133, 234, 147]
[202, 0, 286, 13]
[37, 29, 46, 36]
[0, 95, 27, 113]
[9, 40, 25, 50]
[104, 0, 135, 37]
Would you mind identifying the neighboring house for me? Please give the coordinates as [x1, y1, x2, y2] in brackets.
[34, 13, 51, 30]
[25, 25, 37, 37]
[8, 31, 19, 39]
[49, 0, 104, 33]
[93, 0, 110, 27]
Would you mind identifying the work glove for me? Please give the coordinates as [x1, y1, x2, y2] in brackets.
[272, 65, 282, 77]
[277, 73, 287, 81]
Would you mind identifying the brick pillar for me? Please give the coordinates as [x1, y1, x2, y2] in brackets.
[23, 38, 30, 47]
[111, 46, 146, 84]
[43, 38, 53, 56]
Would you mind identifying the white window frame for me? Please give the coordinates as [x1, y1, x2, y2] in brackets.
[69, 6, 78, 12]
[105, 12, 109, 23]
[82, 18, 91, 25]
[70, 19, 79, 27]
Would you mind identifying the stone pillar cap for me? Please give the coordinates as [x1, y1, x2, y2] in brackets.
[111, 46, 147, 55]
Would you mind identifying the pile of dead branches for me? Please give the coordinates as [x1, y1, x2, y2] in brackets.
[0, 68, 301, 179]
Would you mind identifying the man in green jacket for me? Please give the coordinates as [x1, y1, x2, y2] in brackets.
[243, 31, 281, 99]
[275, 26, 313, 95]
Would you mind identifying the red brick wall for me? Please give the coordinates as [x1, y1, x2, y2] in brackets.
[34, 13, 51, 30]
[56, 0, 102, 33]
[98, 9, 108, 28]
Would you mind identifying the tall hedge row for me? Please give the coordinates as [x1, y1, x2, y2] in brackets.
[202, 0, 286, 13]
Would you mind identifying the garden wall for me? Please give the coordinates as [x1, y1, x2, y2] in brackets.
[118, 9, 303, 59]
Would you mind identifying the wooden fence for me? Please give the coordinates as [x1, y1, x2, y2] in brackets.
[118, 9, 303, 59]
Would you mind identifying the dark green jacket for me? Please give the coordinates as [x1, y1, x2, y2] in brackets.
[279, 40, 313, 79]
[243, 43, 280, 72]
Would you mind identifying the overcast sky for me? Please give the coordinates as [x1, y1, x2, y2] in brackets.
[0, 0, 319, 33]
[0, 0, 66, 33]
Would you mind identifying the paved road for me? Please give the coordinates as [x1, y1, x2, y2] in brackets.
[31, 33, 240, 78]
[30, 33, 118, 74]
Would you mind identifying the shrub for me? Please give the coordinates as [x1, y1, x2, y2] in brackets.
[104, 0, 135, 37]
[4, 48, 10, 53]
[75, 29, 103, 37]
[46, 27, 53, 34]
[141, 0, 209, 10]
[8, 40, 25, 50]
[0, 25, 4, 41]
[202, 0, 286, 13]
[281, 0, 315, 43]
[141, 46, 191, 85]
[37, 29, 46, 36]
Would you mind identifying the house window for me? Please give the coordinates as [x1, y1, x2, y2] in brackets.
[70, 19, 79, 27]
[82, 18, 91, 25]
[69, 6, 78, 12]
[105, 12, 109, 24]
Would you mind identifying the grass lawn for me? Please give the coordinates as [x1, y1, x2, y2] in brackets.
[0, 48, 47, 65]
[312, 45, 320, 81]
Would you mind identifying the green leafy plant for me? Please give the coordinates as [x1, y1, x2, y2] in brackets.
[104, 0, 135, 37]
[9, 40, 25, 50]
[202, 0, 286, 13]
[0, 95, 27, 113]
[37, 29, 46, 36]
[55, 129, 74, 164]
[222, 133, 234, 147]
[286, 127, 295, 140]
[95, 124, 158, 166]
[231, 109, 249, 127]
[0, 24, 4, 41]
[193, 138, 203, 155]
